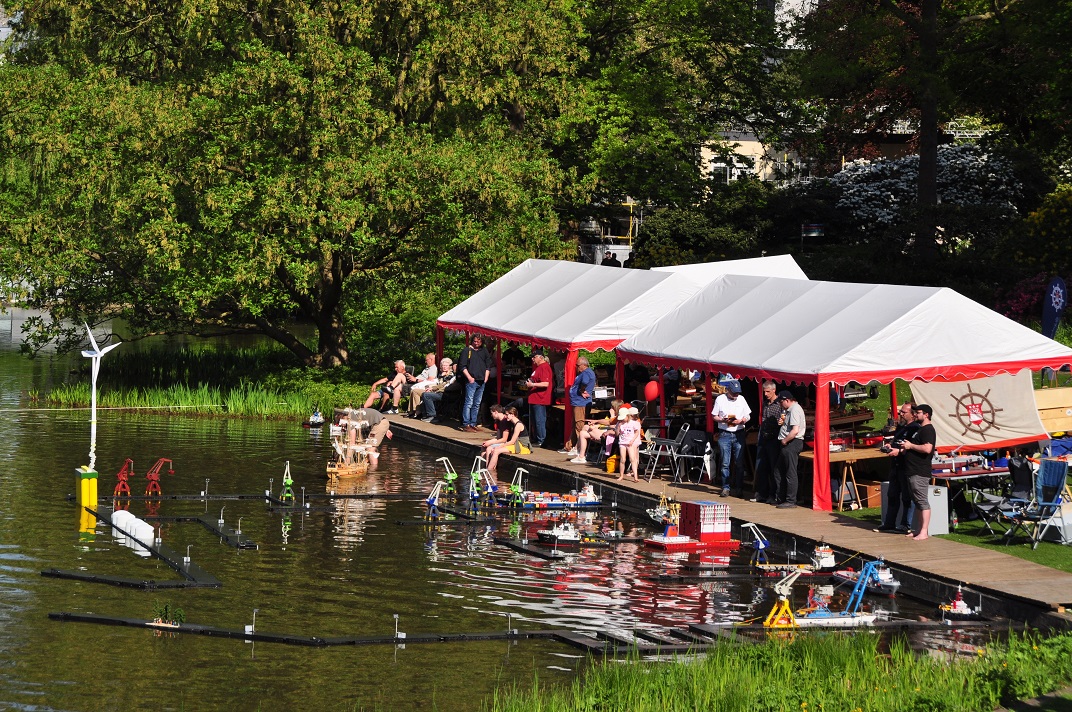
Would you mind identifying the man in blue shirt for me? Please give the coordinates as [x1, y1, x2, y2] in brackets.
[563, 356, 597, 458]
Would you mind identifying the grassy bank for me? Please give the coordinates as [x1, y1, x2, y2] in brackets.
[839, 506, 1072, 574]
[41, 345, 376, 418]
[490, 632, 1072, 712]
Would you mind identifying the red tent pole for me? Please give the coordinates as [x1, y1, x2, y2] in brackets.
[889, 381, 899, 420]
[564, 349, 579, 445]
[705, 372, 714, 433]
[435, 325, 444, 364]
[813, 384, 832, 511]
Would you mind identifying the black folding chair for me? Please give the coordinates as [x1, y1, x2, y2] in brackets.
[974, 455, 1033, 536]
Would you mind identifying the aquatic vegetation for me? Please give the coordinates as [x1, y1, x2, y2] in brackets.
[490, 632, 1072, 712]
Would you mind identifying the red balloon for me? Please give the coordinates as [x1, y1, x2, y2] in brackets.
[643, 380, 660, 402]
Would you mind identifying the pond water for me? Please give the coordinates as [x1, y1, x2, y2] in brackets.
[0, 319, 992, 711]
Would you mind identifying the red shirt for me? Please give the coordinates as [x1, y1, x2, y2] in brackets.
[528, 363, 553, 405]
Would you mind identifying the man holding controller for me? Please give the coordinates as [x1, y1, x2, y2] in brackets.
[887, 404, 937, 541]
[712, 380, 751, 497]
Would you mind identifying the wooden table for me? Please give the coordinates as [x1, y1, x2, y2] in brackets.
[800, 448, 890, 511]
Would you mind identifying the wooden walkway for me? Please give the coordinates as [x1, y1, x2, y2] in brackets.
[389, 416, 1072, 615]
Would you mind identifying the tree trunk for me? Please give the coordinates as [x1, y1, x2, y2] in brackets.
[916, 0, 940, 257]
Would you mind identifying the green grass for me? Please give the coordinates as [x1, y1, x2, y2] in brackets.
[490, 632, 1072, 712]
[837, 507, 1072, 574]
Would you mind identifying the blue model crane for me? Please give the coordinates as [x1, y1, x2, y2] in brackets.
[765, 559, 887, 629]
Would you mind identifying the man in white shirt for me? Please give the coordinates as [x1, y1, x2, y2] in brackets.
[406, 353, 439, 417]
[712, 380, 751, 497]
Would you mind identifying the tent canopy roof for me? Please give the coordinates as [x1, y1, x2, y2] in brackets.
[617, 275, 1072, 385]
[651, 254, 808, 281]
[437, 256, 806, 351]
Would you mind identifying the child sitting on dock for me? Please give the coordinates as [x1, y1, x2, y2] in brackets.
[486, 407, 531, 474]
[479, 405, 509, 460]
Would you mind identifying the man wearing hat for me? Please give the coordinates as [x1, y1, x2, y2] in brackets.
[773, 390, 806, 508]
[712, 380, 751, 497]
[889, 404, 937, 540]
[601, 250, 622, 268]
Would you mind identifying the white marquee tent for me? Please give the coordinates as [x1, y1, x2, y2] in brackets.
[436, 256, 807, 438]
[617, 274, 1072, 509]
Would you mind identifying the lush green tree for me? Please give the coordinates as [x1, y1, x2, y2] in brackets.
[786, 0, 1072, 253]
[560, 0, 795, 219]
[0, 0, 579, 366]
[632, 179, 772, 267]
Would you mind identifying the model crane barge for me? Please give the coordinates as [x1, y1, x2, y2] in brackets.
[764, 559, 892, 629]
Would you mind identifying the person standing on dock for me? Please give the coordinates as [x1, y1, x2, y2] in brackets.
[712, 380, 751, 497]
[893, 404, 937, 541]
[874, 403, 920, 533]
[773, 391, 806, 508]
[524, 351, 554, 447]
[751, 381, 782, 503]
[458, 335, 492, 432]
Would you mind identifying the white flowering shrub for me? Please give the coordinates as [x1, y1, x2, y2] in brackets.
[791, 145, 1025, 232]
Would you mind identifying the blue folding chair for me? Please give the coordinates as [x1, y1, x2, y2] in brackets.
[1002, 459, 1070, 549]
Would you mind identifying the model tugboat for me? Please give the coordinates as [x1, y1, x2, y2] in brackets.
[536, 521, 581, 546]
[939, 586, 983, 620]
[831, 559, 901, 595]
[810, 543, 837, 570]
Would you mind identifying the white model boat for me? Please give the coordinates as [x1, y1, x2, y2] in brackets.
[831, 561, 901, 595]
[810, 543, 837, 570]
[536, 522, 581, 545]
[793, 610, 879, 628]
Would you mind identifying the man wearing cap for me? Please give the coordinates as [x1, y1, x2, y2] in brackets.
[712, 381, 751, 497]
[890, 404, 937, 540]
[601, 250, 622, 268]
[773, 390, 806, 508]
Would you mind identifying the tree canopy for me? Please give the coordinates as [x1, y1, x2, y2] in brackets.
[0, 0, 582, 365]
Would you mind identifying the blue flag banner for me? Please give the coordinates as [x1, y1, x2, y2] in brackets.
[1042, 277, 1067, 340]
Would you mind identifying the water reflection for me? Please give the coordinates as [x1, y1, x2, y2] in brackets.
[0, 327, 1014, 712]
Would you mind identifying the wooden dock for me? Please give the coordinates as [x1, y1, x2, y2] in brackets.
[389, 416, 1072, 620]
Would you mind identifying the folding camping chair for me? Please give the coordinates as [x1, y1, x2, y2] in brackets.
[1002, 458, 1070, 549]
[645, 422, 690, 482]
[974, 454, 1034, 536]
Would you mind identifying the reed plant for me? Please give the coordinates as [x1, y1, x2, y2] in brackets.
[490, 631, 1072, 712]
[44, 374, 372, 419]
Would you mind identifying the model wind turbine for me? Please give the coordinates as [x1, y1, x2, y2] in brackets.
[80, 323, 120, 472]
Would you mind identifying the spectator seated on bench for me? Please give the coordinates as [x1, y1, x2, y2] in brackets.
[406, 353, 439, 417]
[420, 361, 460, 423]
[364, 360, 408, 414]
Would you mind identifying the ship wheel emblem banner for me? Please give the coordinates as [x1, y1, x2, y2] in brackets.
[911, 370, 1048, 452]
